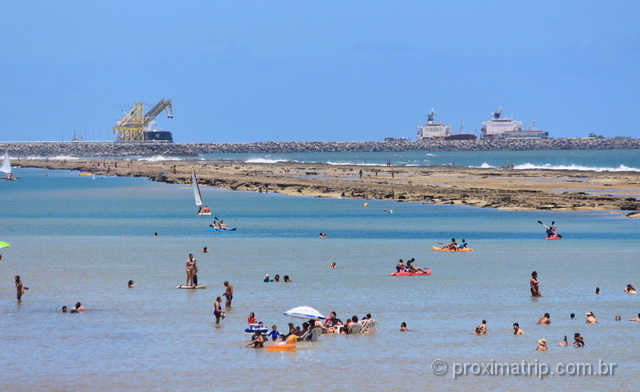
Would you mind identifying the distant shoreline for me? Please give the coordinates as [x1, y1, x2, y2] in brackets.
[15, 158, 640, 216]
[2, 137, 640, 157]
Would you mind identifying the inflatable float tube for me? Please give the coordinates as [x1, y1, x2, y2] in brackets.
[266, 335, 297, 351]
[207, 228, 237, 231]
[432, 246, 474, 252]
[544, 235, 561, 240]
[245, 327, 269, 333]
[266, 344, 296, 351]
[389, 269, 432, 276]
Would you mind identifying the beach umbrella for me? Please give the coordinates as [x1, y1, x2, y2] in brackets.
[0, 241, 9, 248]
[283, 306, 325, 320]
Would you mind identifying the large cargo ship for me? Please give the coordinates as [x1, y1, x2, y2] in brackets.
[417, 109, 476, 141]
[480, 107, 548, 140]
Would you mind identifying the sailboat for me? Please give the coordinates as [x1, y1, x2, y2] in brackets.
[192, 170, 211, 215]
[0, 151, 15, 180]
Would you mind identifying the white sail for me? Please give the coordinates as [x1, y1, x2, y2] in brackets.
[0, 151, 12, 175]
[192, 170, 203, 206]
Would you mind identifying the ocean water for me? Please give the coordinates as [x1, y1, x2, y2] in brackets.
[200, 149, 640, 172]
[1, 168, 640, 391]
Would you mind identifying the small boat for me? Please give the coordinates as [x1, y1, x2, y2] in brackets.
[192, 170, 211, 215]
[544, 235, 561, 240]
[0, 151, 15, 180]
[207, 227, 236, 232]
[432, 246, 474, 252]
[389, 269, 432, 276]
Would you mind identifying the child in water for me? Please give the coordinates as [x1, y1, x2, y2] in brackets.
[267, 325, 282, 341]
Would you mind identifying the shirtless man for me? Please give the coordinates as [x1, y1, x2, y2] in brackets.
[628, 313, 640, 321]
[474, 320, 487, 335]
[222, 281, 233, 308]
[537, 313, 551, 324]
[442, 238, 458, 251]
[530, 271, 541, 297]
[586, 312, 598, 324]
[513, 323, 525, 335]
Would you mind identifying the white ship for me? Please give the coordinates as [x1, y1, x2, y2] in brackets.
[417, 109, 476, 141]
[416, 109, 452, 140]
[480, 107, 548, 140]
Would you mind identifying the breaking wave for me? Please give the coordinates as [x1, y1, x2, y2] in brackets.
[514, 163, 640, 172]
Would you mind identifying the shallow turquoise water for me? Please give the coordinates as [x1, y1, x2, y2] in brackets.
[1, 168, 639, 391]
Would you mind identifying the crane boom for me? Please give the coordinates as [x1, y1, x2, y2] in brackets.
[113, 99, 173, 142]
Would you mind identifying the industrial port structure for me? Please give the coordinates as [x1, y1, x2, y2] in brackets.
[113, 99, 174, 142]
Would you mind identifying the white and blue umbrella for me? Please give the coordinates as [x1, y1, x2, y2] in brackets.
[283, 306, 325, 320]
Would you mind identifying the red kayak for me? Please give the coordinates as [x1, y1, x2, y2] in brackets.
[389, 269, 432, 276]
[545, 234, 562, 240]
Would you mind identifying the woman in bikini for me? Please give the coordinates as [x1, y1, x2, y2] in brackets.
[185, 254, 195, 287]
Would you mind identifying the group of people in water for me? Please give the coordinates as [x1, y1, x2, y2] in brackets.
[245, 311, 378, 348]
[60, 302, 85, 314]
[472, 270, 640, 350]
[263, 274, 292, 282]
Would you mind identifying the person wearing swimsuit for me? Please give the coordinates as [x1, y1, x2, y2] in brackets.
[185, 254, 195, 287]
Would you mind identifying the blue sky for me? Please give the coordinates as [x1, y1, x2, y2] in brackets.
[1, 1, 638, 143]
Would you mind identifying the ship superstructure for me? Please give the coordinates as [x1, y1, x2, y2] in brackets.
[480, 107, 548, 140]
[416, 109, 452, 140]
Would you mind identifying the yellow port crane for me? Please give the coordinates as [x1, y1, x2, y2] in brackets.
[113, 99, 173, 142]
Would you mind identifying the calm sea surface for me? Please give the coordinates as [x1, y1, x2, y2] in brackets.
[1, 166, 639, 391]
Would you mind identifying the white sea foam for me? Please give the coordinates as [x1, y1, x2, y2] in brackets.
[246, 158, 291, 164]
[137, 155, 190, 162]
[22, 155, 81, 160]
[514, 163, 640, 172]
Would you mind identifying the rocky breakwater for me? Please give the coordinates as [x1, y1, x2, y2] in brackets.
[2, 137, 640, 157]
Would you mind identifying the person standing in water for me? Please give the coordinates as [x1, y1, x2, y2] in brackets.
[213, 296, 225, 327]
[222, 281, 233, 308]
[530, 271, 541, 297]
[185, 254, 196, 287]
[15, 275, 28, 302]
